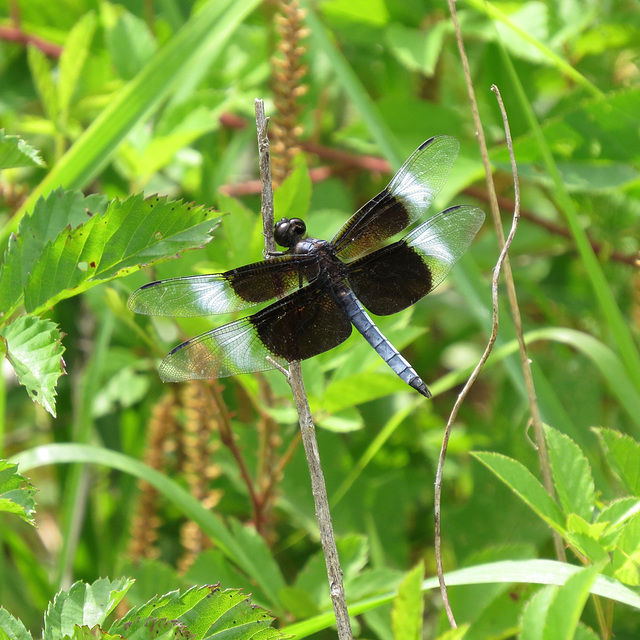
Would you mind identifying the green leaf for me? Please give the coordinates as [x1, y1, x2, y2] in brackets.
[3, 0, 261, 248]
[594, 428, 640, 495]
[291, 535, 369, 611]
[75, 622, 169, 640]
[43, 578, 135, 640]
[27, 45, 58, 125]
[611, 511, 640, 585]
[497, 42, 640, 396]
[102, 6, 157, 81]
[320, 371, 416, 412]
[565, 531, 610, 566]
[0, 462, 37, 526]
[574, 623, 600, 640]
[57, 12, 97, 119]
[596, 497, 640, 530]
[273, 159, 312, 222]
[0, 316, 65, 417]
[391, 561, 424, 640]
[321, 0, 390, 26]
[229, 520, 287, 608]
[183, 551, 256, 607]
[22, 194, 221, 316]
[385, 22, 447, 76]
[283, 559, 640, 638]
[11, 444, 281, 609]
[0, 131, 46, 170]
[0, 189, 107, 319]
[544, 425, 595, 521]
[471, 452, 566, 532]
[0, 607, 33, 640]
[466, 0, 603, 98]
[523, 327, 640, 436]
[111, 585, 290, 640]
[542, 567, 599, 640]
[520, 587, 556, 640]
[301, 1, 402, 165]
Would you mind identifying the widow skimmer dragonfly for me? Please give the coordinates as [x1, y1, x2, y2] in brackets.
[129, 136, 484, 398]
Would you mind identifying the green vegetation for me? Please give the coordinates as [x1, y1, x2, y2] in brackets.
[1, 0, 639, 638]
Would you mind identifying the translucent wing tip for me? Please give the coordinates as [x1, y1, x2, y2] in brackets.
[417, 135, 459, 153]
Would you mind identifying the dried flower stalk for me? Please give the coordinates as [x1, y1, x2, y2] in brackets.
[177, 381, 222, 573]
[270, 0, 309, 188]
[128, 392, 178, 561]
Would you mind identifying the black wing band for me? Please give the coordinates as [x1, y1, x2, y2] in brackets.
[331, 136, 460, 260]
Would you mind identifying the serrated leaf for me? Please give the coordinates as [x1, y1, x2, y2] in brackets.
[72, 625, 131, 640]
[520, 568, 599, 640]
[44, 578, 134, 640]
[391, 561, 424, 640]
[565, 531, 610, 565]
[111, 586, 291, 640]
[0, 461, 37, 526]
[471, 452, 566, 532]
[4, 0, 262, 252]
[594, 428, 640, 495]
[0, 607, 33, 640]
[0, 188, 107, 318]
[0, 131, 46, 170]
[27, 45, 58, 125]
[58, 13, 97, 118]
[520, 587, 555, 640]
[0, 316, 65, 417]
[112, 585, 217, 633]
[542, 567, 599, 640]
[611, 511, 640, 585]
[116, 618, 187, 640]
[544, 425, 595, 521]
[21, 194, 220, 315]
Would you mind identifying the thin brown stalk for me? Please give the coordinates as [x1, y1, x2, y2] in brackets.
[0, 25, 63, 57]
[434, 84, 521, 628]
[255, 99, 353, 640]
[445, 0, 564, 561]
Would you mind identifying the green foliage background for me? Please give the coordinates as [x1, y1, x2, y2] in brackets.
[1, 0, 640, 638]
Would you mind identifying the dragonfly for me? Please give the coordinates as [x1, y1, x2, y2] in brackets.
[129, 136, 485, 398]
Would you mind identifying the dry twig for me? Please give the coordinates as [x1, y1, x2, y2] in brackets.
[434, 84, 521, 627]
[254, 99, 353, 640]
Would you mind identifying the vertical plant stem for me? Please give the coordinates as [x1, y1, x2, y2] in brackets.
[254, 99, 353, 639]
[255, 99, 276, 257]
[445, 0, 564, 561]
[288, 360, 353, 639]
[435, 84, 522, 627]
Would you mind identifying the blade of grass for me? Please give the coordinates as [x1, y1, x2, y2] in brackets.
[10, 443, 280, 610]
[300, 2, 403, 166]
[466, 0, 604, 99]
[282, 559, 640, 637]
[1, 0, 260, 248]
[496, 46, 640, 392]
[56, 311, 114, 590]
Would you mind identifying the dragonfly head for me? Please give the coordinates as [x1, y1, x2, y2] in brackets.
[274, 217, 306, 248]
